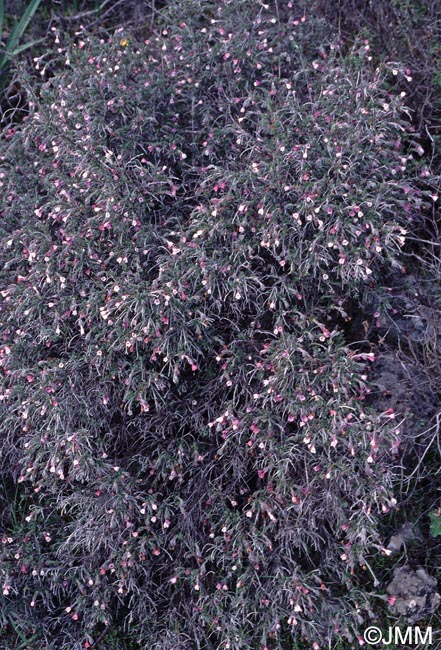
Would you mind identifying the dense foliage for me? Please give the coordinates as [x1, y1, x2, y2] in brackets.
[0, 1, 439, 648]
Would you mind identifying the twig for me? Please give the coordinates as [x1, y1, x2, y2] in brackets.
[56, 0, 116, 22]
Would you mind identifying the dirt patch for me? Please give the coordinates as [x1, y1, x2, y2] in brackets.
[386, 564, 440, 623]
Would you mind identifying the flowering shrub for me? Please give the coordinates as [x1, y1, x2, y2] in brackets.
[0, 1, 439, 648]
[314, 0, 441, 134]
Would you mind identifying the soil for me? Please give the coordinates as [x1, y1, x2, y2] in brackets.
[386, 564, 440, 623]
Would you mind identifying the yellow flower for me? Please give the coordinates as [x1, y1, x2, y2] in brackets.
[120, 38, 129, 47]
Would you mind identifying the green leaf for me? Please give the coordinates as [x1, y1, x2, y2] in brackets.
[0, 49, 8, 72]
[9, 36, 44, 56]
[429, 511, 441, 538]
[0, 0, 4, 43]
[16, 632, 42, 649]
[4, 0, 42, 56]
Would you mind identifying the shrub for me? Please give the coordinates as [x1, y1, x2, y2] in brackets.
[313, 0, 441, 134]
[0, 1, 439, 648]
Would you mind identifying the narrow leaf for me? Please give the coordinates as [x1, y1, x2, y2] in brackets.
[4, 0, 42, 55]
[429, 511, 441, 538]
[0, 0, 4, 41]
[10, 36, 44, 56]
[16, 632, 42, 649]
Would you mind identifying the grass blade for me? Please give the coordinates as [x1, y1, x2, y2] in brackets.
[16, 632, 41, 649]
[0, 0, 4, 41]
[5, 0, 42, 55]
[11, 36, 44, 56]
